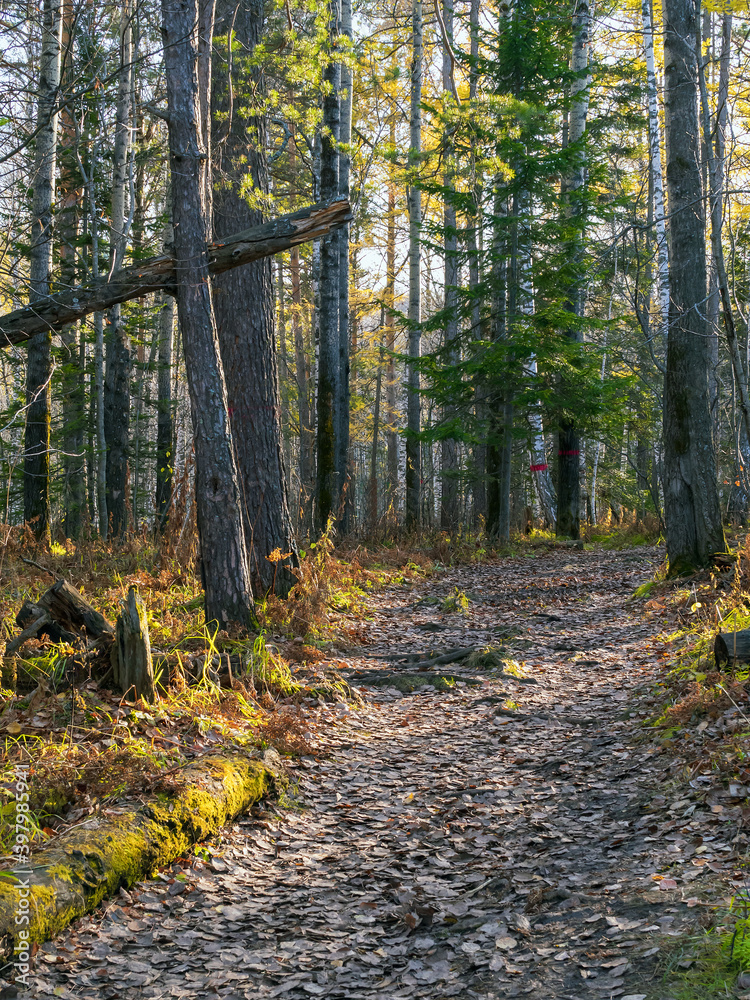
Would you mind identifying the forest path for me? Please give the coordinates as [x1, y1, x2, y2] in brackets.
[28, 544, 727, 1000]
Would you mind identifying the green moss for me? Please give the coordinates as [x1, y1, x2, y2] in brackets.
[465, 647, 516, 671]
[0, 752, 278, 956]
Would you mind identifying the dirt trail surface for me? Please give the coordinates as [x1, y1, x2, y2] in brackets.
[18, 546, 743, 999]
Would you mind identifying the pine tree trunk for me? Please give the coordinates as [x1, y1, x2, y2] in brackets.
[104, 1, 133, 537]
[161, 0, 256, 629]
[155, 289, 174, 528]
[211, 0, 298, 597]
[315, 0, 341, 530]
[94, 310, 107, 536]
[58, 5, 85, 539]
[290, 241, 312, 532]
[405, 0, 422, 531]
[337, 0, 352, 531]
[487, 186, 507, 537]
[24, 0, 62, 543]
[386, 130, 399, 516]
[557, 0, 592, 539]
[661, 0, 725, 574]
[468, 0, 485, 529]
[440, 0, 459, 533]
[514, 185, 556, 527]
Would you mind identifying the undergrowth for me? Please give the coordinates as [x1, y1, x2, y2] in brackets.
[656, 900, 750, 1000]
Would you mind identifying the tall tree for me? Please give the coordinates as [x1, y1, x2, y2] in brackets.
[315, 0, 341, 529]
[337, 0, 353, 529]
[212, 0, 298, 597]
[440, 0, 460, 532]
[642, 0, 669, 351]
[385, 120, 399, 515]
[405, 0, 422, 530]
[104, 0, 134, 537]
[24, 0, 62, 543]
[59, 0, 86, 538]
[161, 0, 256, 628]
[661, 0, 725, 573]
[557, 0, 592, 539]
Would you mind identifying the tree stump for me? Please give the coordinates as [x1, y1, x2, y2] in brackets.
[112, 588, 155, 702]
[715, 630, 750, 667]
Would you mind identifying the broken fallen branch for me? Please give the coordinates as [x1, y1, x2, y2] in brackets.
[6, 613, 52, 655]
[0, 199, 351, 345]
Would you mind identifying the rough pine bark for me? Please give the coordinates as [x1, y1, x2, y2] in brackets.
[24, 0, 62, 543]
[385, 134, 399, 515]
[104, 1, 133, 537]
[155, 289, 174, 528]
[405, 0, 422, 531]
[315, 0, 341, 530]
[661, 0, 725, 574]
[161, 0, 256, 628]
[337, 0, 352, 530]
[211, 0, 298, 597]
[440, 0, 460, 533]
[58, 3, 85, 538]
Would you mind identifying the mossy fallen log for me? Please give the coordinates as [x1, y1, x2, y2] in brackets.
[0, 749, 282, 957]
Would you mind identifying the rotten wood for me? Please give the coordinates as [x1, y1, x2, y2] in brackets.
[112, 587, 155, 701]
[16, 599, 78, 646]
[6, 614, 52, 655]
[37, 580, 114, 640]
[0, 199, 351, 346]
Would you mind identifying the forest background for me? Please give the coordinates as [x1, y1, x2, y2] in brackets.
[0, 0, 747, 619]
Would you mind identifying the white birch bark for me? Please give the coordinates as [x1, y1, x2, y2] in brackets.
[642, 0, 669, 349]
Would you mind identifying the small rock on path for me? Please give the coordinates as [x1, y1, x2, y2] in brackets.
[20, 546, 736, 999]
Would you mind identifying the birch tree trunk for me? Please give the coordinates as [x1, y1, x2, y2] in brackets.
[661, 0, 725, 574]
[211, 0, 298, 597]
[316, 0, 341, 530]
[161, 0, 256, 628]
[642, 0, 669, 351]
[405, 0, 422, 531]
[104, 0, 133, 537]
[557, 0, 591, 539]
[23, 0, 62, 543]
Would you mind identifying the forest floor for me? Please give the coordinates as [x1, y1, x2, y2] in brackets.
[13, 539, 750, 1000]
